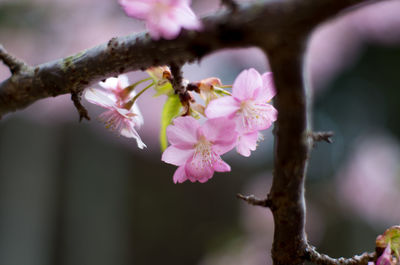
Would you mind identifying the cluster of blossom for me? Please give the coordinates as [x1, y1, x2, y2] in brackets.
[162, 69, 277, 183]
[84, 1, 277, 183]
[84, 68, 277, 183]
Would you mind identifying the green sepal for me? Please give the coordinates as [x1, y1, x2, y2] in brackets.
[160, 94, 182, 151]
[214, 87, 231, 96]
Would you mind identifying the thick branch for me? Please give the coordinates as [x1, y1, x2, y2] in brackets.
[305, 245, 376, 265]
[266, 37, 310, 265]
[0, 0, 385, 118]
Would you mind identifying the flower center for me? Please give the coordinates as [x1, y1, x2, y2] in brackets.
[191, 136, 216, 168]
[238, 100, 269, 132]
[153, 2, 171, 16]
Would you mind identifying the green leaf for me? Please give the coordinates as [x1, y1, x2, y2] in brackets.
[160, 94, 182, 151]
[154, 82, 173, 97]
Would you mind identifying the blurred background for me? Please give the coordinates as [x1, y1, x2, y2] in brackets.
[1, 0, 400, 264]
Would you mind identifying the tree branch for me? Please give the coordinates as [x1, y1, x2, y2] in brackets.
[305, 245, 376, 265]
[310, 131, 334, 144]
[236, 193, 272, 208]
[266, 35, 310, 265]
[0, 0, 385, 118]
[0, 44, 28, 74]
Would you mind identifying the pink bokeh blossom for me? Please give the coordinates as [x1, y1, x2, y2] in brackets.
[161, 116, 237, 183]
[119, 0, 202, 40]
[205, 68, 277, 156]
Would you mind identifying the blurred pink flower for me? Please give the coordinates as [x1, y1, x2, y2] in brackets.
[84, 80, 146, 149]
[205, 69, 277, 156]
[119, 0, 202, 40]
[336, 135, 400, 226]
[161, 116, 237, 183]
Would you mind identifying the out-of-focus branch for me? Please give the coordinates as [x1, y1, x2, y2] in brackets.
[305, 245, 376, 265]
[236, 193, 272, 208]
[220, 0, 238, 13]
[0, 44, 29, 74]
[310, 131, 334, 144]
[0, 0, 385, 118]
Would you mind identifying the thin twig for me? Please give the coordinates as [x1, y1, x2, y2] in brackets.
[236, 193, 272, 208]
[304, 245, 375, 265]
[221, 0, 238, 12]
[169, 62, 184, 95]
[311, 131, 334, 144]
[71, 91, 90, 122]
[0, 44, 28, 74]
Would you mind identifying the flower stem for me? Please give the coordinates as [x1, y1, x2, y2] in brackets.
[124, 82, 155, 109]
[214, 87, 232, 96]
[124, 77, 153, 92]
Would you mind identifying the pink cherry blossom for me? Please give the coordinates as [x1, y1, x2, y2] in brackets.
[84, 80, 146, 149]
[119, 0, 202, 40]
[205, 68, 277, 156]
[161, 116, 237, 183]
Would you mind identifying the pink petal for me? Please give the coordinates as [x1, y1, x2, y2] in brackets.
[169, 0, 191, 5]
[166, 116, 200, 148]
[147, 13, 181, 40]
[99, 77, 119, 91]
[237, 103, 278, 132]
[84, 88, 115, 108]
[232, 68, 263, 101]
[213, 158, 231, 172]
[257, 72, 276, 102]
[119, 0, 153, 20]
[205, 96, 240, 119]
[161, 146, 194, 166]
[236, 131, 258, 157]
[173, 165, 188, 184]
[117, 75, 129, 90]
[173, 5, 202, 30]
[185, 155, 214, 182]
[201, 117, 238, 155]
[130, 98, 144, 128]
[120, 120, 146, 149]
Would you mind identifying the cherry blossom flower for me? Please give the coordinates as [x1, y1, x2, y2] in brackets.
[205, 68, 277, 156]
[84, 79, 146, 149]
[162, 116, 237, 183]
[119, 0, 202, 40]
